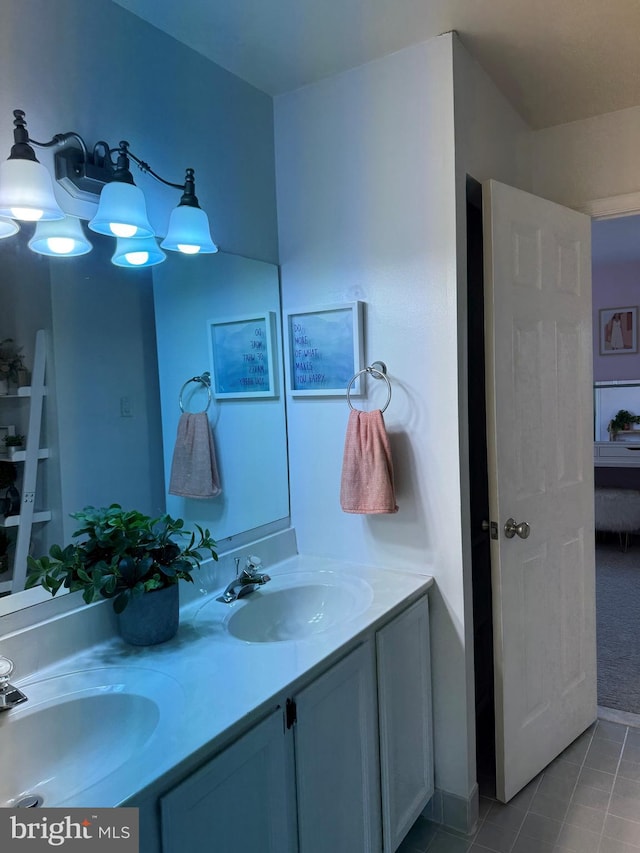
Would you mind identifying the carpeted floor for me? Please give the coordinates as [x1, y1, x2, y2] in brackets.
[596, 539, 640, 714]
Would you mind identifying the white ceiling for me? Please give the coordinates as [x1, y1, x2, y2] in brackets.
[112, 0, 640, 263]
[112, 0, 640, 130]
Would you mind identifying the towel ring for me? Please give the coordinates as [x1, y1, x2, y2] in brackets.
[347, 362, 392, 413]
[179, 372, 212, 414]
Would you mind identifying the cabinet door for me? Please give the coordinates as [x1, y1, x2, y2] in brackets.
[376, 595, 433, 851]
[294, 641, 381, 853]
[160, 708, 297, 853]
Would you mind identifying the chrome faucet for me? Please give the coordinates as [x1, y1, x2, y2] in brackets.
[218, 555, 271, 603]
[0, 656, 27, 711]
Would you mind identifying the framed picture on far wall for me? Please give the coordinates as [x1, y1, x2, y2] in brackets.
[599, 306, 638, 355]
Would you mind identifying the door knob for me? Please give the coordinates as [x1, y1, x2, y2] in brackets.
[504, 518, 530, 539]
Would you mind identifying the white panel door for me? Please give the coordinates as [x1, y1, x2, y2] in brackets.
[483, 179, 596, 802]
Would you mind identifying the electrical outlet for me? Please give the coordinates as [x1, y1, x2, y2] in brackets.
[120, 396, 133, 418]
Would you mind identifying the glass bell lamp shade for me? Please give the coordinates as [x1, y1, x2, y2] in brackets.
[0, 158, 65, 221]
[89, 181, 154, 239]
[160, 205, 218, 254]
[28, 215, 92, 257]
[0, 216, 19, 239]
[111, 235, 166, 268]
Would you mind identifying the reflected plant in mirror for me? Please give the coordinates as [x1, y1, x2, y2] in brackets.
[594, 380, 640, 441]
[0, 338, 26, 393]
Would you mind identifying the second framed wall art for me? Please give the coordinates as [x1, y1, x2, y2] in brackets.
[285, 301, 364, 396]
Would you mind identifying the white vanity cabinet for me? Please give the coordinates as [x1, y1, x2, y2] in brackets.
[160, 708, 298, 853]
[159, 593, 433, 853]
[377, 596, 433, 851]
[296, 594, 433, 852]
[160, 642, 379, 853]
[294, 641, 381, 853]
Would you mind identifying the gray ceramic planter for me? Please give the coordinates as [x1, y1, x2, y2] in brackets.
[118, 584, 180, 646]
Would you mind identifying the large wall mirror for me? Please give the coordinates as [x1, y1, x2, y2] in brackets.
[594, 380, 640, 441]
[0, 229, 289, 617]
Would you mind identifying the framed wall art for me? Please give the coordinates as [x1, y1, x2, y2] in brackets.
[285, 301, 364, 396]
[599, 306, 638, 355]
[208, 312, 276, 398]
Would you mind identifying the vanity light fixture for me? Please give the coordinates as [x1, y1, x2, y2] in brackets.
[111, 235, 166, 268]
[87, 140, 154, 239]
[0, 112, 65, 222]
[160, 168, 218, 254]
[0, 109, 218, 265]
[28, 215, 92, 257]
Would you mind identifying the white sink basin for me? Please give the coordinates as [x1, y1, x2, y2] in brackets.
[0, 666, 179, 807]
[196, 570, 374, 642]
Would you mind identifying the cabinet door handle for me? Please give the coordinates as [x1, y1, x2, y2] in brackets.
[285, 698, 297, 729]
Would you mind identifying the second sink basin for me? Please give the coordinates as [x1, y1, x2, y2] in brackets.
[197, 569, 374, 643]
[0, 666, 180, 807]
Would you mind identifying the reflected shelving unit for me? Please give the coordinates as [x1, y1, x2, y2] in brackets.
[0, 330, 50, 595]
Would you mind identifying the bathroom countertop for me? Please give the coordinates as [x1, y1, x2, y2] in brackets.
[16, 554, 433, 808]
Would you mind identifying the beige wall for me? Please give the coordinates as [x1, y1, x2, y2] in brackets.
[275, 31, 538, 806]
[275, 33, 470, 799]
[530, 105, 640, 211]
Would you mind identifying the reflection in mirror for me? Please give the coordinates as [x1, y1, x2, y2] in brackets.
[0, 228, 289, 617]
[594, 380, 640, 441]
[153, 253, 289, 542]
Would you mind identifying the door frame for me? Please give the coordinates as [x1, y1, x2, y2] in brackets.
[579, 192, 640, 220]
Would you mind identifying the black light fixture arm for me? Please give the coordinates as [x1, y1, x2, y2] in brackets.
[8, 109, 80, 163]
[123, 145, 183, 190]
[30, 131, 89, 162]
[9, 108, 87, 163]
[120, 144, 200, 207]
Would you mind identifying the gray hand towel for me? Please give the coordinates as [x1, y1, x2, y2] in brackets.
[168, 412, 222, 498]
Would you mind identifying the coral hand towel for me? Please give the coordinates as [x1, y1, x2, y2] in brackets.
[340, 409, 398, 514]
[169, 412, 222, 498]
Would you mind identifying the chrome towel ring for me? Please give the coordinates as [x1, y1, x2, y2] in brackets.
[347, 361, 392, 413]
[179, 371, 212, 414]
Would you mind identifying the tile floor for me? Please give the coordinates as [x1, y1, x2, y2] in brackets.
[398, 718, 640, 853]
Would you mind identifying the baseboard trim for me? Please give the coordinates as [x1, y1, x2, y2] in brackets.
[422, 784, 479, 835]
[598, 704, 640, 729]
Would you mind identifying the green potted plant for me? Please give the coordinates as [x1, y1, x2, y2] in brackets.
[0, 339, 25, 393]
[608, 409, 640, 436]
[4, 434, 25, 456]
[26, 504, 218, 645]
